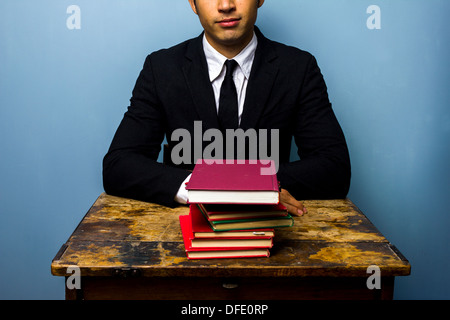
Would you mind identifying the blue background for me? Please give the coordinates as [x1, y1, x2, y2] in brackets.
[0, 0, 449, 299]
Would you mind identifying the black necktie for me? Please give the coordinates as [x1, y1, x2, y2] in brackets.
[218, 59, 239, 130]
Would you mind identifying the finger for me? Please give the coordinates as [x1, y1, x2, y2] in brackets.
[283, 202, 304, 217]
[280, 189, 307, 216]
[279, 188, 301, 206]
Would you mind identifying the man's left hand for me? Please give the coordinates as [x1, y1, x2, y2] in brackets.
[280, 188, 307, 217]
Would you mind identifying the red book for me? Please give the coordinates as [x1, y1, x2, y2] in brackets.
[186, 159, 280, 204]
[179, 215, 271, 260]
[182, 214, 273, 248]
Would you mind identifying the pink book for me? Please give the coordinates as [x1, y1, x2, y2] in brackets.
[186, 159, 280, 204]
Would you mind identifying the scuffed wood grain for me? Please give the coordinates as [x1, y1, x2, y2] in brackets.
[51, 193, 410, 278]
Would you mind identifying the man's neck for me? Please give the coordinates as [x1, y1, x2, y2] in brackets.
[204, 31, 255, 59]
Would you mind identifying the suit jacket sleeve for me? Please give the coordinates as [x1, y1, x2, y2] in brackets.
[277, 54, 351, 200]
[102, 55, 191, 207]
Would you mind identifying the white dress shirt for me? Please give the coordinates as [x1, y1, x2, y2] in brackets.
[174, 33, 258, 204]
[203, 32, 257, 124]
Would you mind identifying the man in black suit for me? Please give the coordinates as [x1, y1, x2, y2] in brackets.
[102, 0, 351, 216]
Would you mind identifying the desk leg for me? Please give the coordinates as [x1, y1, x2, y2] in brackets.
[377, 276, 395, 300]
[64, 276, 84, 300]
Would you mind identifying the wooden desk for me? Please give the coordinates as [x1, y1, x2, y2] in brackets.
[51, 193, 410, 300]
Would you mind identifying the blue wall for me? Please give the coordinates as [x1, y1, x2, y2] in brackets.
[0, 0, 448, 299]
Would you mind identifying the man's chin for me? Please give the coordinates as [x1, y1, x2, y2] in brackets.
[217, 31, 252, 48]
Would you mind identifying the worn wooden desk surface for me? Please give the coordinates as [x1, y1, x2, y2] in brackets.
[51, 193, 410, 300]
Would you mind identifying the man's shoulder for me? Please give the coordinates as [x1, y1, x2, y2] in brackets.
[267, 37, 314, 63]
[255, 27, 314, 66]
[147, 36, 199, 63]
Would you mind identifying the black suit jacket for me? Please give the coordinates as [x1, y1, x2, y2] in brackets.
[103, 27, 351, 207]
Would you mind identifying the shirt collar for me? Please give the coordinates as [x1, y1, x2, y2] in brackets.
[203, 32, 258, 82]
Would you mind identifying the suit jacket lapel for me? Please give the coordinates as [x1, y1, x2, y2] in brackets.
[240, 27, 279, 130]
[182, 33, 220, 130]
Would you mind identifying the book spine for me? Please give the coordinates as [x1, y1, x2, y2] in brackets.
[186, 250, 270, 259]
[211, 215, 293, 225]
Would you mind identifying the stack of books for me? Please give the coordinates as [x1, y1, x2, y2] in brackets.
[179, 159, 294, 259]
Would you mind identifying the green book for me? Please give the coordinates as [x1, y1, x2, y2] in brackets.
[197, 204, 294, 231]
